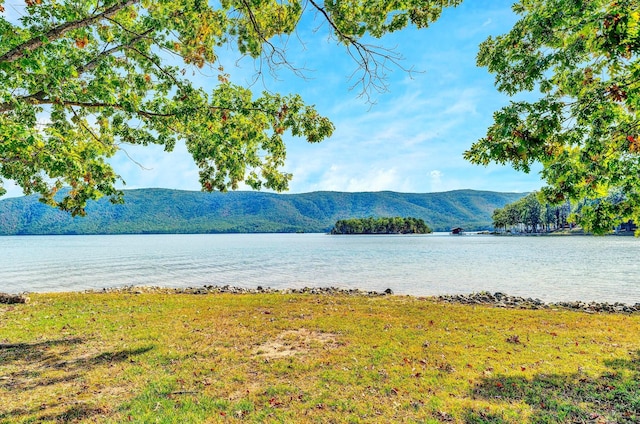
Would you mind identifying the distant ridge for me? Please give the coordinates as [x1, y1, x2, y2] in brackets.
[0, 189, 527, 235]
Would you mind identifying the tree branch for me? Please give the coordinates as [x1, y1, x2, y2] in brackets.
[0, 27, 155, 113]
[237, 0, 294, 71]
[307, 0, 408, 100]
[81, 26, 155, 74]
[0, 0, 139, 63]
[10, 96, 282, 125]
[125, 45, 182, 87]
[55, 100, 178, 118]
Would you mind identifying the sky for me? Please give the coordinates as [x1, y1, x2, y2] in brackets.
[2, 0, 544, 198]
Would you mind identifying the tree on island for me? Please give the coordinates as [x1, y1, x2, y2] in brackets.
[330, 217, 432, 234]
[0, 0, 460, 216]
[465, 0, 640, 234]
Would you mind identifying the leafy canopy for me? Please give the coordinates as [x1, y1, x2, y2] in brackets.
[0, 0, 460, 215]
[464, 0, 640, 234]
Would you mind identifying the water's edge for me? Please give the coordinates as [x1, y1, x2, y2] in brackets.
[5, 285, 638, 314]
[2, 233, 639, 303]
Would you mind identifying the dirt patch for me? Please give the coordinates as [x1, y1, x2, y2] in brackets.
[253, 329, 339, 359]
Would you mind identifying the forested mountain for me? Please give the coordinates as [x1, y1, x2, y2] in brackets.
[0, 189, 526, 235]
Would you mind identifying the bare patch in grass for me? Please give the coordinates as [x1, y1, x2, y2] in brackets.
[253, 329, 339, 359]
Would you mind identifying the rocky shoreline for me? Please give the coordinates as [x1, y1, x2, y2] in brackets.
[91, 286, 640, 314]
[88, 284, 394, 297]
[3, 286, 639, 314]
[434, 291, 640, 314]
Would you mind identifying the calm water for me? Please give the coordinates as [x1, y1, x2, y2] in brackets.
[1, 233, 639, 303]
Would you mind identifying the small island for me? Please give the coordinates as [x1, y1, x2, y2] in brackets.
[330, 216, 432, 235]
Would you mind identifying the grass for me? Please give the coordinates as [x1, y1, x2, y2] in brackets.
[1, 291, 640, 423]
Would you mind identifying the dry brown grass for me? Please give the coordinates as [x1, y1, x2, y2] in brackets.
[253, 329, 340, 360]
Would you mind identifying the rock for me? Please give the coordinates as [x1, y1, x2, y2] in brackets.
[433, 291, 638, 315]
[0, 293, 29, 304]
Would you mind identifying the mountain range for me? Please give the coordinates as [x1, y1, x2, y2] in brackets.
[0, 188, 527, 235]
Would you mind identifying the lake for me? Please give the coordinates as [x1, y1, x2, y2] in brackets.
[2, 233, 639, 303]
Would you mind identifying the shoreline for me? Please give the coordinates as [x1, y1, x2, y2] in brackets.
[4, 285, 639, 314]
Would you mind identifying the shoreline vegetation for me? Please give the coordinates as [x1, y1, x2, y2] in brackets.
[481, 230, 637, 237]
[330, 217, 432, 235]
[2, 288, 639, 423]
[491, 192, 639, 236]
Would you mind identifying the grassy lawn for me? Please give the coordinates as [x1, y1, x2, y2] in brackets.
[1, 292, 639, 423]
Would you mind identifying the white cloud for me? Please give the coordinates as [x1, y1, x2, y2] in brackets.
[430, 169, 443, 180]
[304, 164, 414, 193]
[442, 90, 481, 116]
[429, 170, 443, 192]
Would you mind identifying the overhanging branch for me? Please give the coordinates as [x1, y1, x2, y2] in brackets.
[0, 0, 139, 63]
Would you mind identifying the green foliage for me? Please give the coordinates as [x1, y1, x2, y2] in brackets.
[0, 0, 460, 216]
[492, 192, 572, 233]
[330, 216, 431, 234]
[465, 0, 640, 233]
[0, 188, 525, 234]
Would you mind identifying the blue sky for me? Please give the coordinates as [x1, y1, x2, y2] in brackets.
[3, 0, 543, 198]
